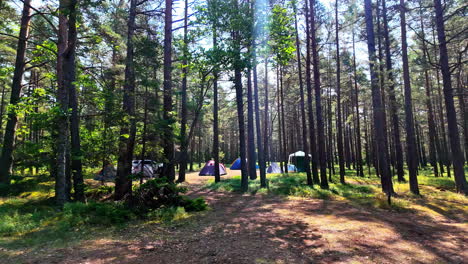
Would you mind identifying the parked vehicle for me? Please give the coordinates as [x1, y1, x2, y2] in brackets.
[131, 160, 162, 178]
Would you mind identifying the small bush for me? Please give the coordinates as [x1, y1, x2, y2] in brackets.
[181, 197, 208, 212]
[147, 206, 189, 222]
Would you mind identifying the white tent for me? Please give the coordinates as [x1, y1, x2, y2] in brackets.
[288, 151, 312, 163]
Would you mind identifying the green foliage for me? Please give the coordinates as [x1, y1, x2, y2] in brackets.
[181, 196, 208, 212]
[61, 202, 134, 227]
[146, 206, 189, 222]
[268, 4, 296, 66]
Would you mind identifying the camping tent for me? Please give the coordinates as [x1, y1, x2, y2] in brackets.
[199, 160, 227, 176]
[288, 151, 312, 172]
[267, 162, 282, 174]
[287, 164, 298, 172]
[230, 158, 259, 170]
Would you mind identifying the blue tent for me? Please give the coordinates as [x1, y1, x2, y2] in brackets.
[287, 164, 298, 172]
[230, 158, 259, 170]
[199, 160, 227, 176]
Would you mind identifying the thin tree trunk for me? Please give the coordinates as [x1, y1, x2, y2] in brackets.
[263, 58, 270, 169]
[247, 68, 257, 179]
[352, 29, 364, 177]
[433, 0, 467, 194]
[381, 0, 404, 181]
[254, 61, 266, 186]
[335, 0, 345, 183]
[399, 0, 419, 194]
[293, 2, 311, 183]
[0, 0, 31, 184]
[364, 0, 394, 198]
[305, 0, 319, 185]
[212, 15, 221, 183]
[66, 0, 84, 201]
[309, 0, 328, 189]
[162, 0, 175, 182]
[115, 0, 137, 200]
[178, 0, 189, 183]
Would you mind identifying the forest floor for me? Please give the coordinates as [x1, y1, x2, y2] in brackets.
[1, 169, 467, 264]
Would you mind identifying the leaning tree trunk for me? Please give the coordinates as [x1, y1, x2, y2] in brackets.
[309, 0, 328, 189]
[433, 0, 467, 194]
[162, 0, 175, 182]
[0, 0, 31, 184]
[364, 0, 394, 198]
[400, 0, 419, 194]
[115, 0, 137, 200]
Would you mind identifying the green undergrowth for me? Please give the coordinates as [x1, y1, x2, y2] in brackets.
[205, 168, 468, 214]
[0, 175, 207, 254]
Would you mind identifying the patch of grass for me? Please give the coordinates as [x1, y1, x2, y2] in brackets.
[0, 175, 207, 256]
[205, 168, 468, 214]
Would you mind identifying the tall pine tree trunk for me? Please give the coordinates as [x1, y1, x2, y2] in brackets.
[364, 0, 394, 198]
[293, 2, 312, 183]
[381, 0, 404, 182]
[0, 0, 31, 184]
[400, 0, 419, 194]
[433, 0, 467, 194]
[309, 0, 328, 189]
[178, 0, 189, 183]
[305, 0, 319, 185]
[66, 0, 84, 201]
[335, 0, 345, 183]
[247, 68, 257, 179]
[352, 29, 364, 177]
[162, 0, 175, 182]
[115, 0, 137, 199]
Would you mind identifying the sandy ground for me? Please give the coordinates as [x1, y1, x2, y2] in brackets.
[18, 170, 468, 264]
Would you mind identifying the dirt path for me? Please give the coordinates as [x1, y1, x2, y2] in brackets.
[25, 171, 468, 264]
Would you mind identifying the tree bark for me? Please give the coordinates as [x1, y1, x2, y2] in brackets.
[364, 0, 394, 198]
[0, 0, 31, 184]
[352, 29, 364, 177]
[178, 0, 189, 183]
[162, 0, 175, 182]
[293, 2, 312, 183]
[66, 0, 84, 201]
[247, 68, 257, 179]
[309, 0, 328, 189]
[305, 0, 319, 185]
[115, 0, 137, 200]
[335, 0, 345, 183]
[433, 0, 467, 194]
[381, 0, 404, 182]
[399, 0, 419, 194]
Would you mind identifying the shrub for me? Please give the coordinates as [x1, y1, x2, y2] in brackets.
[181, 197, 208, 212]
[129, 178, 207, 215]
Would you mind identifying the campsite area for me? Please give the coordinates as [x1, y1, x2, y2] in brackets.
[1, 0, 467, 263]
[1, 168, 467, 264]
